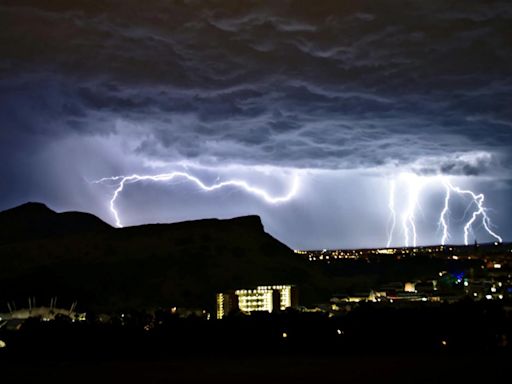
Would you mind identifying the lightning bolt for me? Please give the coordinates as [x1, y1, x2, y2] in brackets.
[388, 173, 503, 247]
[439, 181, 451, 246]
[94, 171, 300, 228]
[443, 180, 502, 245]
[401, 173, 423, 247]
[386, 180, 396, 248]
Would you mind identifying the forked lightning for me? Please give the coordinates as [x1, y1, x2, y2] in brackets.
[94, 171, 300, 227]
[387, 174, 502, 247]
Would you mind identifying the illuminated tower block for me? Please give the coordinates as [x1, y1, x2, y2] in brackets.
[216, 292, 238, 319]
[216, 285, 298, 319]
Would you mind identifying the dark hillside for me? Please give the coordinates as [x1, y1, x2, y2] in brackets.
[0, 202, 112, 244]
[0, 203, 328, 311]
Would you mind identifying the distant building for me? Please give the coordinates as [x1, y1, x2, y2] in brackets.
[0, 306, 80, 321]
[404, 282, 416, 293]
[0, 298, 84, 329]
[415, 280, 436, 294]
[216, 285, 298, 319]
[0, 306, 85, 330]
[216, 293, 239, 320]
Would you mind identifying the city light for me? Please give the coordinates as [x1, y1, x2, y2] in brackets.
[216, 285, 298, 319]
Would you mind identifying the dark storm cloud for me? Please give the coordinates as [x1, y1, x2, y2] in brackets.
[411, 151, 500, 177]
[1, 0, 512, 174]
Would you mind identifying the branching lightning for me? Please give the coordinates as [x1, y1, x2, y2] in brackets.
[386, 180, 396, 248]
[401, 174, 424, 247]
[94, 171, 300, 228]
[443, 180, 503, 245]
[93, 168, 501, 247]
[386, 173, 503, 247]
[439, 181, 451, 246]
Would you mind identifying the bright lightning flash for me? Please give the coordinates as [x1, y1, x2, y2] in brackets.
[401, 173, 425, 247]
[442, 180, 503, 245]
[386, 173, 502, 247]
[439, 181, 451, 246]
[94, 171, 300, 228]
[386, 180, 396, 248]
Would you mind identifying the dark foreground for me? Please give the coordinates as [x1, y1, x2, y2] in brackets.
[0, 355, 509, 384]
[1, 300, 511, 383]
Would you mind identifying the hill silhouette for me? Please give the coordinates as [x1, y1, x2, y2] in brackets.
[0, 203, 328, 311]
[0, 202, 112, 244]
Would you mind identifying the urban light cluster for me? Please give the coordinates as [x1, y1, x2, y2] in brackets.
[217, 285, 298, 319]
[298, 243, 509, 263]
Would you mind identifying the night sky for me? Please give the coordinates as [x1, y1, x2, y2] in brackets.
[1, 1, 511, 249]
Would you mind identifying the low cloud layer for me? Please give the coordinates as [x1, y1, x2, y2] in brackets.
[0, 1, 511, 246]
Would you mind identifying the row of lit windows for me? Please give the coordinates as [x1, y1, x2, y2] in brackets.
[217, 285, 296, 318]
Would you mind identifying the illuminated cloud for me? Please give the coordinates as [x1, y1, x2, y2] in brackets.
[0, 1, 511, 247]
